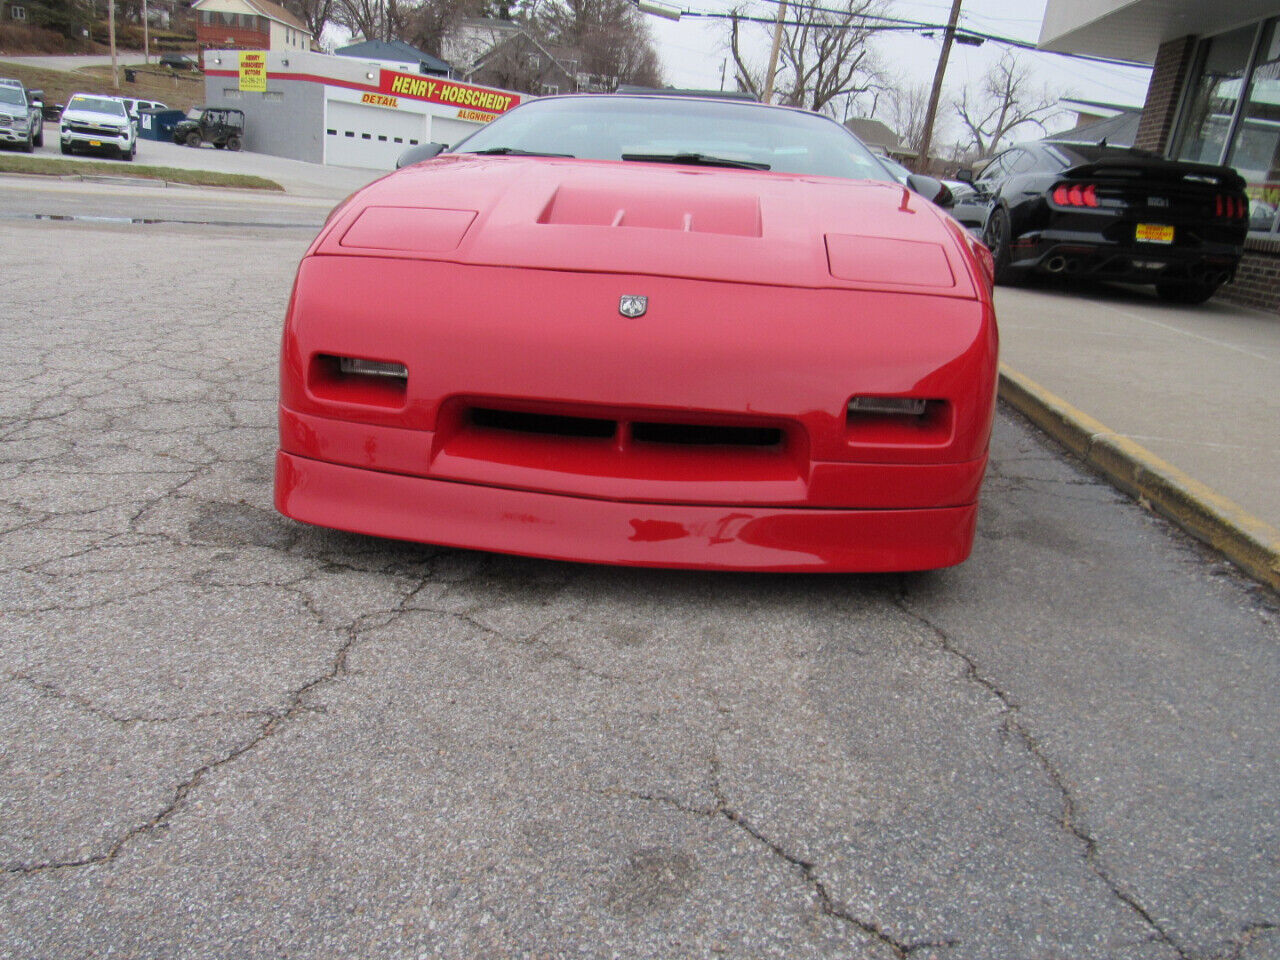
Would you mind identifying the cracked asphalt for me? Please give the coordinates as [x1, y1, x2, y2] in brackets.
[1, 186, 1278, 960]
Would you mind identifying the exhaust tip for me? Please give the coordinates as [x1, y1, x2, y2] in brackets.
[1045, 256, 1067, 273]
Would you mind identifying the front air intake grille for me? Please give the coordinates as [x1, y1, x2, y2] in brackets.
[467, 405, 784, 447]
[632, 422, 782, 446]
[470, 407, 616, 438]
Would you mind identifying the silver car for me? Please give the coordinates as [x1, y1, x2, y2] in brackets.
[0, 78, 42, 152]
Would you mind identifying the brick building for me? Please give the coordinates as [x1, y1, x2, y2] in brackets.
[1041, 2, 1280, 313]
[192, 0, 313, 53]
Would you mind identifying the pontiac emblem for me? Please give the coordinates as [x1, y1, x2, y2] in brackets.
[619, 295, 648, 318]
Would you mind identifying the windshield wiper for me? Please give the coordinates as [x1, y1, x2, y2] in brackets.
[468, 147, 575, 157]
[620, 152, 771, 171]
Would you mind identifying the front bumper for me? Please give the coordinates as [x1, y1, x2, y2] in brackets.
[276, 450, 979, 572]
[61, 128, 131, 152]
[0, 126, 30, 145]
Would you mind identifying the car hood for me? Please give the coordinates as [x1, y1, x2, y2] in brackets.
[314, 155, 983, 299]
[62, 108, 128, 124]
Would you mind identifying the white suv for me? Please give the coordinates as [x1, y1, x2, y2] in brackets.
[60, 92, 137, 160]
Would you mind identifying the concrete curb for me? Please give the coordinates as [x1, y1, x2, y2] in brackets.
[998, 363, 1280, 593]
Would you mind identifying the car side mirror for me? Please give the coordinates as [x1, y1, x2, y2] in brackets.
[906, 173, 953, 208]
[29, 89, 43, 104]
[954, 168, 974, 184]
[396, 142, 447, 168]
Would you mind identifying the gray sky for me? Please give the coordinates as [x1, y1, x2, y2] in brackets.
[644, 0, 1154, 143]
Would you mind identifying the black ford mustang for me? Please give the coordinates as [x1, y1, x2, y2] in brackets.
[951, 141, 1249, 303]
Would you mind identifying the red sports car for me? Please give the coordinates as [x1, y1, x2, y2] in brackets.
[275, 95, 999, 571]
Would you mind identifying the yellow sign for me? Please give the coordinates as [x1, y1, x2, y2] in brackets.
[239, 52, 267, 93]
[380, 71, 519, 113]
[457, 109, 498, 123]
[1135, 223, 1174, 244]
[361, 92, 399, 108]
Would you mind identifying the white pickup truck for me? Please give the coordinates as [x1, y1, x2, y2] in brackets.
[0, 78, 43, 152]
[59, 92, 137, 160]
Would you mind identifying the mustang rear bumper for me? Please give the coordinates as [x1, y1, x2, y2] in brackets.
[1008, 230, 1242, 282]
[276, 450, 979, 572]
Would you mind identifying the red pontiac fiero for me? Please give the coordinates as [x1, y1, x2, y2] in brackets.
[275, 95, 999, 572]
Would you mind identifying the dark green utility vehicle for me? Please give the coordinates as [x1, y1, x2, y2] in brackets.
[173, 107, 244, 151]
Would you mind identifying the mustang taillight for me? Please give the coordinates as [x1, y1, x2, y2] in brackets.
[1215, 194, 1248, 219]
[1052, 183, 1098, 207]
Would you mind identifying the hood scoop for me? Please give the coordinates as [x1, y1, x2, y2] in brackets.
[537, 183, 762, 237]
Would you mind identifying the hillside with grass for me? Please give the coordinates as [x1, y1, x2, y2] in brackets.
[0, 59, 204, 113]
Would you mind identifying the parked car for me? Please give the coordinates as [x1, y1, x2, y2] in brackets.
[0, 78, 43, 152]
[60, 92, 136, 160]
[120, 97, 168, 121]
[159, 53, 200, 71]
[173, 107, 243, 150]
[951, 140, 1248, 303]
[276, 94, 998, 572]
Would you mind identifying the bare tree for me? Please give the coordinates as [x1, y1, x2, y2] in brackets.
[406, 0, 485, 56]
[886, 80, 940, 156]
[952, 51, 1061, 158]
[333, 0, 418, 41]
[727, 0, 888, 116]
[282, 0, 338, 42]
[539, 0, 661, 89]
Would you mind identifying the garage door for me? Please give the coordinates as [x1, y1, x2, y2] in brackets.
[430, 116, 484, 150]
[325, 99, 427, 170]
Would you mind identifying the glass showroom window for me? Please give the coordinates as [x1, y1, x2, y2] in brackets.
[1228, 21, 1280, 236]
[1175, 18, 1280, 236]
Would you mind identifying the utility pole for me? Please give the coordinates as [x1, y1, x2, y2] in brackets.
[915, 0, 961, 173]
[761, 0, 787, 104]
[142, 0, 150, 65]
[108, 0, 119, 89]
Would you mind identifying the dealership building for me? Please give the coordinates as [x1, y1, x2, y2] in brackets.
[200, 48, 521, 170]
[1041, 1, 1280, 312]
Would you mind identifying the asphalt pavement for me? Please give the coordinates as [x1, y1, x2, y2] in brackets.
[1, 184, 1277, 960]
[22, 131, 383, 200]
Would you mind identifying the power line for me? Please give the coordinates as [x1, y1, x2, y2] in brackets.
[654, 0, 1150, 68]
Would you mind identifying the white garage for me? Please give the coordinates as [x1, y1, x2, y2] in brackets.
[203, 49, 522, 170]
[324, 99, 428, 169]
[429, 116, 484, 149]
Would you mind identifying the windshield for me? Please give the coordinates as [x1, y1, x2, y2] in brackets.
[68, 96, 126, 116]
[0, 86, 25, 106]
[187, 108, 204, 120]
[452, 96, 896, 182]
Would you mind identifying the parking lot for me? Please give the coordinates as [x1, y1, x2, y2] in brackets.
[1, 178, 1278, 960]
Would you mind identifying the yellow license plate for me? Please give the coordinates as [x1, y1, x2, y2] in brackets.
[89, 140, 101, 146]
[1136, 223, 1174, 244]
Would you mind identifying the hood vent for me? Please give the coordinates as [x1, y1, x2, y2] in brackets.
[537, 183, 763, 237]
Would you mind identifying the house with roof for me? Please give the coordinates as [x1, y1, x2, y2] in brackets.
[843, 117, 914, 162]
[464, 31, 584, 96]
[335, 39, 451, 78]
[439, 18, 592, 95]
[439, 18, 523, 77]
[191, 0, 313, 52]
